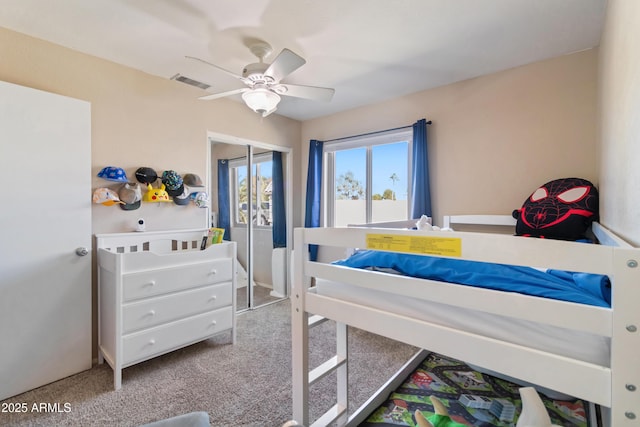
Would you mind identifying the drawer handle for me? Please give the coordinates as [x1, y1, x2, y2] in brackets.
[148, 339, 156, 346]
[209, 295, 217, 302]
[209, 269, 218, 275]
[210, 320, 217, 326]
[144, 280, 156, 287]
[147, 310, 156, 317]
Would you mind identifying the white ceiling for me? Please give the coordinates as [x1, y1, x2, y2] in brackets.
[0, 0, 607, 121]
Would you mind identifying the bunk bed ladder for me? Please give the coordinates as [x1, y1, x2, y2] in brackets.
[292, 310, 349, 426]
[292, 230, 350, 427]
[309, 319, 348, 427]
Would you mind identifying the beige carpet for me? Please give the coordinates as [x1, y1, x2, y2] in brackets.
[0, 300, 417, 427]
[236, 283, 283, 310]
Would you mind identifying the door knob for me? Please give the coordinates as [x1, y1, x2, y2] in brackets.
[75, 247, 89, 256]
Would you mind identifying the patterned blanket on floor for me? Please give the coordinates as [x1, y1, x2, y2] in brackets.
[360, 353, 590, 427]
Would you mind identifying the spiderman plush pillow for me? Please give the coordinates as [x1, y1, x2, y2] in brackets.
[512, 178, 599, 240]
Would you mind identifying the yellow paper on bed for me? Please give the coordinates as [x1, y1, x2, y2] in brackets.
[366, 233, 462, 257]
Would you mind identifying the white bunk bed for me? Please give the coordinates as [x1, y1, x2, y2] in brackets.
[291, 215, 640, 426]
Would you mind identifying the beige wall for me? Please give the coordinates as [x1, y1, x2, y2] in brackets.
[0, 27, 301, 235]
[301, 49, 599, 227]
[0, 27, 605, 242]
[0, 27, 301, 359]
[598, 0, 640, 246]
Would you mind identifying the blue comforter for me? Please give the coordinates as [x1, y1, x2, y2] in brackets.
[333, 250, 611, 308]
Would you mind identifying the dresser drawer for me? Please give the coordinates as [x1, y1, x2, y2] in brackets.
[122, 282, 232, 333]
[122, 258, 232, 301]
[122, 307, 232, 365]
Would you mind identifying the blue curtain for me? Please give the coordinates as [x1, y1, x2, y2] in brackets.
[411, 119, 432, 218]
[217, 159, 231, 241]
[272, 151, 286, 248]
[305, 140, 323, 261]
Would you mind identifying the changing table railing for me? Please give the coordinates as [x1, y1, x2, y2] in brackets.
[95, 228, 207, 254]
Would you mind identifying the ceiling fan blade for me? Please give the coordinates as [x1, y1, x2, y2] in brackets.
[185, 55, 244, 81]
[199, 88, 248, 101]
[261, 106, 278, 118]
[277, 84, 335, 102]
[264, 49, 306, 82]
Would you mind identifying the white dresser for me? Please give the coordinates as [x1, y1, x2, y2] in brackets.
[96, 229, 236, 390]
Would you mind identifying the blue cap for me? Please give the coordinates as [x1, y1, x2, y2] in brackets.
[97, 166, 128, 182]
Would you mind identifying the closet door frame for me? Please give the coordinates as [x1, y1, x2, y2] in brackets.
[207, 131, 293, 307]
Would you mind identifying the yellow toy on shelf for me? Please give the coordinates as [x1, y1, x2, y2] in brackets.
[200, 228, 226, 250]
[207, 228, 225, 245]
[143, 183, 171, 203]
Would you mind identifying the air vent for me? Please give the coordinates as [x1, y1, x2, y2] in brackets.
[170, 73, 210, 90]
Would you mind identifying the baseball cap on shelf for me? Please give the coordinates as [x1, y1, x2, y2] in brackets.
[193, 192, 209, 208]
[173, 185, 193, 205]
[161, 170, 184, 197]
[135, 167, 158, 184]
[183, 173, 204, 187]
[97, 166, 128, 183]
[93, 188, 124, 206]
[143, 184, 171, 203]
[118, 182, 142, 211]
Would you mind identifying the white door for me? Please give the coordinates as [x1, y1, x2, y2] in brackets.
[0, 81, 92, 400]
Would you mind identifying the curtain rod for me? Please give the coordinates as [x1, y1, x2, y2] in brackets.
[323, 120, 432, 144]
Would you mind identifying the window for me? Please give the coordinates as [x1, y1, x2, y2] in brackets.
[230, 153, 273, 227]
[325, 129, 412, 226]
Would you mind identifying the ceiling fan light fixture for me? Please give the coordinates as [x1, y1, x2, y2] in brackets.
[242, 88, 281, 117]
[188, 44, 334, 117]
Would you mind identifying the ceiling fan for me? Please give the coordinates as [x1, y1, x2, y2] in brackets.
[186, 41, 335, 117]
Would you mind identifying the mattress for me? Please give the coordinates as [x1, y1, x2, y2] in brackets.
[315, 279, 610, 367]
[333, 250, 612, 307]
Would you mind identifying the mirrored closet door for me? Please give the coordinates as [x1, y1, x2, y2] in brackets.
[211, 139, 290, 312]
